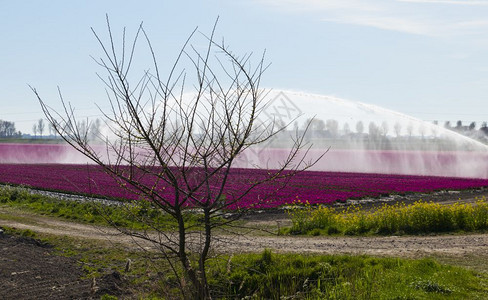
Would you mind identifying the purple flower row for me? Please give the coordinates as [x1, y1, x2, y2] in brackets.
[0, 163, 487, 209]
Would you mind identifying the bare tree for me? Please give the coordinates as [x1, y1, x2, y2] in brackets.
[342, 122, 350, 135]
[393, 122, 402, 138]
[368, 121, 379, 139]
[307, 118, 325, 132]
[32, 123, 38, 138]
[380, 121, 388, 137]
[455, 120, 463, 131]
[89, 118, 102, 141]
[481, 122, 488, 136]
[304, 118, 325, 138]
[48, 122, 54, 136]
[406, 123, 414, 138]
[33, 18, 318, 299]
[48, 121, 60, 138]
[37, 118, 45, 137]
[418, 125, 426, 139]
[469, 121, 476, 131]
[356, 120, 364, 135]
[431, 121, 438, 138]
[326, 119, 338, 137]
[0, 120, 17, 138]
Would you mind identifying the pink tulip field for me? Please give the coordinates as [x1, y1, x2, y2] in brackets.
[2, 143, 488, 208]
[1, 163, 488, 208]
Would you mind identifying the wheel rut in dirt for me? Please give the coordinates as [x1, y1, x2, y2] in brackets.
[2, 214, 488, 258]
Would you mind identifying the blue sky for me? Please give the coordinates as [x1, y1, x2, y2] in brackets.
[2, 0, 488, 134]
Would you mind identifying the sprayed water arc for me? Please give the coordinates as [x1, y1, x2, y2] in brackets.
[1, 90, 487, 178]
[236, 90, 488, 179]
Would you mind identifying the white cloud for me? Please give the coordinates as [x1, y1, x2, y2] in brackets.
[397, 0, 488, 5]
[256, 0, 488, 37]
[257, 0, 383, 12]
[323, 15, 437, 36]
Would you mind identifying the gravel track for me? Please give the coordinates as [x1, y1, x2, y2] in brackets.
[2, 208, 488, 259]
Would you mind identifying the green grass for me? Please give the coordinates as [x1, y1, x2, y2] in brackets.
[0, 138, 64, 144]
[4, 227, 488, 299]
[0, 185, 199, 231]
[208, 250, 488, 299]
[3, 186, 488, 298]
[282, 198, 488, 236]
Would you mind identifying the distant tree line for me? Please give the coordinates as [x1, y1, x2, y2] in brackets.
[444, 120, 487, 133]
[32, 118, 102, 141]
[443, 120, 488, 143]
[272, 118, 488, 147]
[0, 120, 21, 138]
[298, 119, 400, 139]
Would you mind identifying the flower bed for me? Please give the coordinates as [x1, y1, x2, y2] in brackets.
[0, 163, 487, 208]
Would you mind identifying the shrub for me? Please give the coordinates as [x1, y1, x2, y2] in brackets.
[286, 198, 488, 236]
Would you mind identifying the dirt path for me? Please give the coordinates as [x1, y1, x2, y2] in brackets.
[2, 190, 488, 299]
[2, 208, 488, 260]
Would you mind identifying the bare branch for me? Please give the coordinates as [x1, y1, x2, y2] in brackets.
[33, 18, 322, 299]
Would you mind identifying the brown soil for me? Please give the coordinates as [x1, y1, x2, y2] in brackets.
[0, 232, 126, 300]
[1, 188, 488, 298]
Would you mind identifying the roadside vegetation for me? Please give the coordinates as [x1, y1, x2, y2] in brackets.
[3, 227, 488, 299]
[0, 185, 199, 231]
[283, 198, 488, 236]
[4, 185, 488, 237]
[4, 186, 488, 297]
